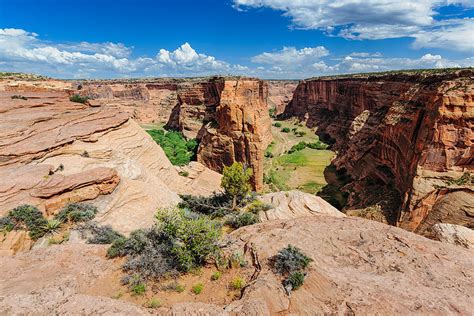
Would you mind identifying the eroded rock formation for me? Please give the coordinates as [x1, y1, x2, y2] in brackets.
[283, 70, 474, 234]
[0, 85, 221, 238]
[1, 215, 472, 314]
[267, 80, 299, 114]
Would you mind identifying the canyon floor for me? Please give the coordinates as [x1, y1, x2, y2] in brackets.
[0, 71, 472, 315]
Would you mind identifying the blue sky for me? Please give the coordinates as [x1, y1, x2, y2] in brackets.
[0, 0, 473, 79]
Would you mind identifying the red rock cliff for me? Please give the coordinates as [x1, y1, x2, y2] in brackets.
[283, 70, 473, 234]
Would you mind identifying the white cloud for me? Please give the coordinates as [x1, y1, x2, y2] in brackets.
[233, 0, 474, 51]
[252, 46, 329, 65]
[0, 28, 239, 78]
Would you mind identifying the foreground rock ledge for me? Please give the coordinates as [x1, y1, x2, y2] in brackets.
[1, 216, 472, 314]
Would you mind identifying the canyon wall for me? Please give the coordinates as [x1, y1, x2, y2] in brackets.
[283, 70, 473, 235]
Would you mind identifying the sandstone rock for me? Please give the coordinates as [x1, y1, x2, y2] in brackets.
[267, 80, 298, 114]
[431, 223, 474, 249]
[1, 216, 473, 314]
[283, 70, 474, 234]
[258, 190, 344, 221]
[197, 78, 272, 191]
[0, 89, 221, 238]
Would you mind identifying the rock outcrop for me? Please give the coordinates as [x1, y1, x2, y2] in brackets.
[0, 86, 221, 238]
[431, 223, 474, 249]
[267, 80, 299, 114]
[258, 190, 344, 221]
[1, 215, 472, 314]
[283, 69, 474, 235]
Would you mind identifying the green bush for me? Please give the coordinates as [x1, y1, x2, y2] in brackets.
[211, 271, 222, 281]
[179, 171, 190, 177]
[273, 122, 282, 128]
[85, 223, 125, 244]
[284, 271, 305, 290]
[288, 141, 307, 154]
[274, 244, 312, 274]
[8, 205, 48, 240]
[147, 129, 198, 166]
[246, 200, 272, 214]
[269, 107, 276, 118]
[192, 283, 203, 294]
[146, 298, 161, 308]
[131, 282, 146, 295]
[55, 203, 97, 223]
[156, 208, 222, 272]
[108, 208, 222, 283]
[178, 193, 232, 217]
[281, 127, 291, 133]
[69, 94, 89, 104]
[45, 219, 61, 234]
[0, 217, 14, 232]
[221, 162, 253, 209]
[230, 276, 246, 290]
[225, 211, 258, 229]
[229, 251, 248, 269]
[306, 141, 328, 150]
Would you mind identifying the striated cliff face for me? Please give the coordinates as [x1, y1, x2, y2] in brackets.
[283, 70, 473, 234]
[163, 77, 272, 190]
[267, 80, 299, 114]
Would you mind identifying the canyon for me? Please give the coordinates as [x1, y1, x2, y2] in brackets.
[0, 70, 473, 314]
[283, 69, 473, 235]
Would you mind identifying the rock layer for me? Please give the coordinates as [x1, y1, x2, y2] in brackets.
[283, 70, 474, 234]
[0, 86, 221, 237]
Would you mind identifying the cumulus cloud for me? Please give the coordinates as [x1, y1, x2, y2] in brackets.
[233, 0, 474, 51]
[0, 28, 240, 78]
[252, 46, 329, 65]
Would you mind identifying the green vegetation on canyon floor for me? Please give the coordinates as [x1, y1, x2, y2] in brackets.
[264, 118, 334, 195]
[146, 128, 198, 166]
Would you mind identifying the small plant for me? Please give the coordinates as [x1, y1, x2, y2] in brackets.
[230, 276, 246, 290]
[274, 244, 312, 274]
[229, 251, 247, 269]
[55, 203, 97, 223]
[175, 284, 185, 293]
[179, 171, 190, 177]
[146, 298, 161, 309]
[281, 127, 291, 133]
[0, 217, 14, 233]
[48, 231, 70, 245]
[45, 219, 61, 234]
[211, 271, 222, 281]
[273, 122, 282, 128]
[69, 94, 89, 104]
[81, 150, 90, 158]
[131, 282, 146, 296]
[11, 95, 28, 100]
[269, 107, 276, 118]
[246, 200, 272, 214]
[225, 211, 258, 229]
[265, 151, 274, 158]
[8, 204, 48, 240]
[284, 271, 305, 290]
[191, 283, 203, 294]
[85, 223, 125, 244]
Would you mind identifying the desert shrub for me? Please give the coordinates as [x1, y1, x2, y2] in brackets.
[192, 283, 203, 294]
[274, 244, 312, 274]
[156, 208, 222, 272]
[108, 208, 222, 282]
[85, 222, 125, 244]
[55, 203, 97, 223]
[69, 94, 89, 104]
[8, 204, 48, 240]
[246, 199, 272, 214]
[48, 231, 70, 245]
[147, 129, 198, 166]
[0, 217, 14, 232]
[229, 251, 248, 269]
[230, 276, 246, 290]
[146, 298, 161, 308]
[295, 131, 306, 137]
[281, 127, 291, 133]
[265, 151, 274, 158]
[288, 141, 307, 154]
[211, 271, 222, 281]
[221, 162, 253, 209]
[225, 211, 258, 229]
[178, 171, 189, 177]
[273, 122, 282, 128]
[179, 193, 232, 217]
[284, 271, 305, 290]
[175, 284, 185, 293]
[131, 282, 146, 295]
[11, 95, 28, 100]
[269, 107, 276, 118]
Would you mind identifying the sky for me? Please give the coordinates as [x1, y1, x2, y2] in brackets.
[0, 0, 473, 79]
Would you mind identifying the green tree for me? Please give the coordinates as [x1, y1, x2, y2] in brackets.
[221, 162, 252, 209]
